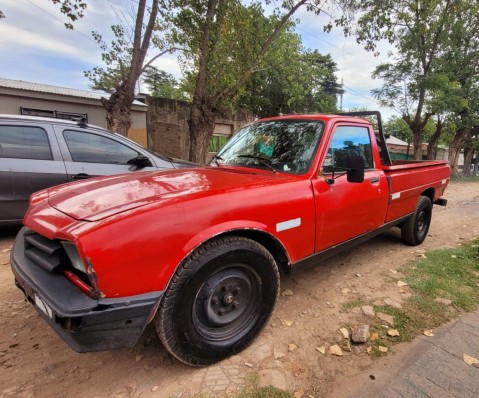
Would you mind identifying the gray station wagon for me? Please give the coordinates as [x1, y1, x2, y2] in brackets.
[0, 114, 196, 225]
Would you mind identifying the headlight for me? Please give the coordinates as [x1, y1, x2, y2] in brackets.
[61, 242, 86, 273]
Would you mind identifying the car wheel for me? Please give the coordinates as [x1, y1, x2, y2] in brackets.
[401, 196, 432, 246]
[156, 236, 280, 366]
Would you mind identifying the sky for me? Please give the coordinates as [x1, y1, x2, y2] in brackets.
[0, 0, 399, 120]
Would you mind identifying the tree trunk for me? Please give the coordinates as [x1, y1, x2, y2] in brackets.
[412, 130, 423, 160]
[448, 127, 471, 175]
[102, 86, 135, 136]
[462, 146, 474, 177]
[188, 102, 216, 164]
[427, 119, 444, 160]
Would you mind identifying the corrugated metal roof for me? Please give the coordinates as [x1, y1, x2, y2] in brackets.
[0, 77, 146, 106]
[386, 135, 409, 146]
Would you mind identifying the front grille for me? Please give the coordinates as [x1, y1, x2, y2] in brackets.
[24, 229, 69, 273]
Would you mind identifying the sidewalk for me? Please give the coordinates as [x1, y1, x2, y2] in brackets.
[343, 311, 479, 397]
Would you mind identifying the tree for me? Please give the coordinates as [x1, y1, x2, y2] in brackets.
[84, 0, 167, 136]
[168, 0, 332, 163]
[348, 0, 458, 160]
[50, 0, 87, 29]
[142, 66, 189, 101]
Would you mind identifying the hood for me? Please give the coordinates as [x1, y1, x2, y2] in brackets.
[47, 167, 288, 222]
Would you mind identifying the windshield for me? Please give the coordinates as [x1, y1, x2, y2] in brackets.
[215, 120, 324, 174]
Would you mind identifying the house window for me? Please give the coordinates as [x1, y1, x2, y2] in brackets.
[21, 107, 88, 123]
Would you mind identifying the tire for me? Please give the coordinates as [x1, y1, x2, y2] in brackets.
[156, 236, 280, 366]
[401, 196, 433, 246]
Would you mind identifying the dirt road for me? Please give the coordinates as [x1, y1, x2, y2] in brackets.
[1, 182, 478, 398]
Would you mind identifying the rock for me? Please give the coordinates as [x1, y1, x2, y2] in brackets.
[249, 341, 272, 362]
[370, 333, 379, 341]
[329, 345, 343, 356]
[378, 346, 388, 353]
[315, 346, 326, 354]
[366, 346, 372, 354]
[387, 329, 400, 337]
[397, 281, 408, 287]
[341, 288, 351, 294]
[384, 298, 403, 309]
[423, 330, 434, 337]
[274, 349, 285, 359]
[288, 343, 298, 352]
[258, 369, 287, 390]
[416, 253, 427, 258]
[340, 340, 351, 352]
[282, 319, 294, 327]
[281, 289, 294, 297]
[151, 386, 159, 392]
[463, 354, 479, 366]
[244, 362, 254, 368]
[352, 325, 370, 343]
[356, 273, 362, 277]
[377, 312, 395, 326]
[339, 328, 349, 339]
[361, 305, 375, 318]
[135, 354, 144, 362]
[293, 389, 304, 398]
[434, 297, 452, 305]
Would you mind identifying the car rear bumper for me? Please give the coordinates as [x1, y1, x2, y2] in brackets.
[10, 228, 163, 352]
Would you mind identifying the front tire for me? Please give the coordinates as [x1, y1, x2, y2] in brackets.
[401, 196, 432, 246]
[156, 236, 280, 366]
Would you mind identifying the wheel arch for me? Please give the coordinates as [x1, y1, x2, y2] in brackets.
[178, 227, 291, 278]
[420, 187, 434, 202]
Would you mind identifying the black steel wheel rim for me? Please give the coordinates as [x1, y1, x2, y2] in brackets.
[192, 264, 262, 342]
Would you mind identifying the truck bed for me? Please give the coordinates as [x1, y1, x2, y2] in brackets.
[383, 160, 450, 223]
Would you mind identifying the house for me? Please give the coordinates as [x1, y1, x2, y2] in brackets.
[0, 78, 148, 146]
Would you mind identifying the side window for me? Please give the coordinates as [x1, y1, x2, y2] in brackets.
[0, 125, 52, 160]
[323, 126, 373, 173]
[63, 130, 140, 164]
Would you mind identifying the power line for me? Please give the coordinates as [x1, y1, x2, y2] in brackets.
[23, 0, 97, 43]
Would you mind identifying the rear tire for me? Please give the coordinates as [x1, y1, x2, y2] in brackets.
[156, 236, 280, 366]
[401, 196, 432, 246]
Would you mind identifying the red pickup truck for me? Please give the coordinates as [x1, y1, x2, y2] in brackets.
[11, 112, 450, 366]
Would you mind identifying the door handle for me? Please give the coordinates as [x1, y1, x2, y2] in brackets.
[72, 173, 91, 180]
[369, 177, 380, 184]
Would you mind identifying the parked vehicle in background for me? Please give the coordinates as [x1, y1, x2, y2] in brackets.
[11, 111, 450, 366]
[0, 114, 196, 225]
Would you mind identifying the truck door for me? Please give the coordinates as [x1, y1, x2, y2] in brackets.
[312, 124, 389, 251]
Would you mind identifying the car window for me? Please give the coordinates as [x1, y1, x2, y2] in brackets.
[0, 125, 52, 160]
[63, 130, 140, 164]
[323, 126, 373, 172]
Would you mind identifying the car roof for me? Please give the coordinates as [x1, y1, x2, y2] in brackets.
[0, 114, 108, 133]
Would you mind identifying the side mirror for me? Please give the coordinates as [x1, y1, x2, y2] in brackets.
[127, 155, 152, 168]
[346, 156, 365, 183]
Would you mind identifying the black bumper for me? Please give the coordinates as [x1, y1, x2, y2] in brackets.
[10, 228, 163, 352]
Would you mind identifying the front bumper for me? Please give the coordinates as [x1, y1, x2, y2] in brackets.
[10, 228, 163, 352]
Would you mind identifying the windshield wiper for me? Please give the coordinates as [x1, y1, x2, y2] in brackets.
[237, 154, 277, 173]
[212, 154, 223, 166]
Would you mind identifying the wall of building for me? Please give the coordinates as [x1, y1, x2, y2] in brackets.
[0, 87, 148, 146]
[146, 96, 253, 161]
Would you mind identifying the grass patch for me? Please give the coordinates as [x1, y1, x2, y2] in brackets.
[342, 299, 370, 311]
[366, 238, 479, 355]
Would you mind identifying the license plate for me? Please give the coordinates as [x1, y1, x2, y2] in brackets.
[34, 294, 53, 319]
